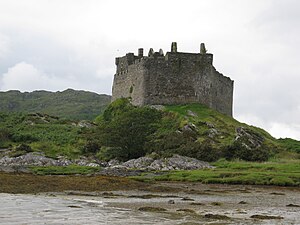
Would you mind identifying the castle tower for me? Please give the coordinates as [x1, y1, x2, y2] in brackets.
[112, 42, 234, 116]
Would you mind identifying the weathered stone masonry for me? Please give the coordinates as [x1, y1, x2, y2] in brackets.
[112, 42, 234, 116]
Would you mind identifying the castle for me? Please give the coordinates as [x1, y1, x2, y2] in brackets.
[112, 42, 234, 116]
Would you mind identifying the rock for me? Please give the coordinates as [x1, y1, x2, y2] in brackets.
[235, 127, 264, 150]
[138, 207, 167, 212]
[238, 201, 247, 204]
[148, 155, 214, 171]
[270, 192, 285, 195]
[98, 167, 144, 177]
[108, 159, 120, 167]
[182, 123, 197, 133]
[168, 200, 175, 204]
[181, 197, 194, 201]
[187, 110, 198, 117]
[286, 204, 300, 207]
[190, 202, 204, 206]
[122, 156, 154, 169]
[149, 105, 165, 111]
[204, 214, 230, 220]
[0, 152, 100, 168]
[250, 215, 283, 220]
[176, 209, 195, 213]
[205, 122, 215, 128]
[211, 202, 222, 206]
[77, 121, 95, 128]
[207, 128, 219, 138]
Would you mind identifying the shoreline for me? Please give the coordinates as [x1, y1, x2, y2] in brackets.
[1, 172, 300, 194]
[2, 178, 300, 224]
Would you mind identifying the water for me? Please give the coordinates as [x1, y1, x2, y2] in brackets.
[1, 185, 299, 225]
[0, 193, 180, 225]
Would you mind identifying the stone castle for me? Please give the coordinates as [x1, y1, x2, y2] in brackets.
[112, 42, 234, 116]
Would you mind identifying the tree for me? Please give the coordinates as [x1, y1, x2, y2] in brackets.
[98, 101, 162, 161]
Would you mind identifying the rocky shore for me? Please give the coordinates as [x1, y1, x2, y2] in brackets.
[0, 149, 213, 175]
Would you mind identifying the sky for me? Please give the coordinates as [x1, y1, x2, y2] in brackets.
[0, 0, 300, 140]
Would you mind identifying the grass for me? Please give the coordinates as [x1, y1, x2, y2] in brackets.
[278, 138, 300, 153]
[29, 165, 100, 175]
[164, 104, 277, 147]
[133, 158, 300, 186]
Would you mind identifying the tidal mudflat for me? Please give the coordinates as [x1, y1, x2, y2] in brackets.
[1, 182, 299, 225]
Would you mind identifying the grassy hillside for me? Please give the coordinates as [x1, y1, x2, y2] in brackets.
[93, 99, 287, 162]
[0, 89, 111, 120]
[0, 112, 84, 158]
[1, 99, 299, 163]
[164, 104, 278, 151]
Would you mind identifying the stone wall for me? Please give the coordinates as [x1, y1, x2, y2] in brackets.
[112, 54, 146, 105]
[112, 43, 234, 116]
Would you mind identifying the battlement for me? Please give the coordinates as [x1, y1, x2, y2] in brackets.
[112, 42, 234, 116]
[115, 43, 213, 75]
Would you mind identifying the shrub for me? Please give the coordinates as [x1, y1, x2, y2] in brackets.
[81, 141, 100, 154]
[15, 144, 32, 153]
[224, 142, 270, 162]
[96, 102, 162, 161]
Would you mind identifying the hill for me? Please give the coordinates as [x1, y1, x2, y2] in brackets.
[1, 98, 299, 163]
[0, 89, 111, 120]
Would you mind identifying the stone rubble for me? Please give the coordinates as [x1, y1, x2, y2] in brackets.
[0, 151, 214, 175]
[0, 152, 99, 167]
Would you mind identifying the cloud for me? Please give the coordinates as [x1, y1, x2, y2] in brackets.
[0, 33, 10, 59]
[1, 62, 66, 92]
[269, 122, 300, 140]
[0, 61, 113, 94]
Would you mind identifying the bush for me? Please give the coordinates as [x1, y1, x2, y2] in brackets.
[96, 146, 124, 161]
[146, 131, 221, 162]
[224, 142, 270, 162]
[96, 101, 162, 161]
[15, 144, 32, 153]
[0, 128, 11, 142]
[81, 141, 100, 154]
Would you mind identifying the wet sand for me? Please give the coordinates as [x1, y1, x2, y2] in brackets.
[60, 183, 300, 224]
[1, 173, 300, 224]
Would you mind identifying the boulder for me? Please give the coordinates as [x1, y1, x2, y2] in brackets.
[235, 127, 264, 149]
[122, 156, 154, 169]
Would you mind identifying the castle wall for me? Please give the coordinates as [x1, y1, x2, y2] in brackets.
[112, 55, 146, 105]
[112, 44, 234, 117]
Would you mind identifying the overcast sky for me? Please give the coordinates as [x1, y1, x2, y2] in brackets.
[0, 0, 300, 140]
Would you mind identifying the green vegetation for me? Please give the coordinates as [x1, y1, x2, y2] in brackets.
[92, 98, 162, 161]
[0, 98, 298, 166]
[0, 89, 111, 120]
[133, 158, 300, 186]
[0, 112, 83, 158]
[1, 98, 300, 187]
[278, 138, 300, 153]
[29, 165, 100, 175]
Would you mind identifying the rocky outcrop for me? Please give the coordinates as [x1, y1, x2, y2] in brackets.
[121, 155, 213, 171]
[0, 152, 100, 167]
[100, 155, 214, 176]
[235, 127, 264, 150]
[0, 151, 213, 176]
